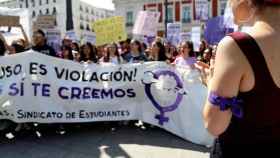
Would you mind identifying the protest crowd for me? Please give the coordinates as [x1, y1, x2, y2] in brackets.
[0, 24, 216, 139]
[2, 0, 280, 157]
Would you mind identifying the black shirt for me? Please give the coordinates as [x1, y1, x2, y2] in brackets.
[32, 44, 56, 57]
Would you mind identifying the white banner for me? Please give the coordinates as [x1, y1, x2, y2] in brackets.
[0, 51, 214, 146]
[133, 11, 160, 36]
[167, 23, 181, 46]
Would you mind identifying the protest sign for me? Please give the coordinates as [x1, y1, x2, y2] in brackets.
[33, 15, 56, 30]
[0, 7, 31, 42]
[191, 26, 201, 51]
[167, 23, 181, 46]
[133, 11, 160, 36]
[0, 31, 24, 45]
[81, 31, 96, 44]
[180, 32, 191, 43]
[46, 29, 61, 52]
[92, 16, 127, 46]
[204, 16, 235, 45]
[195, 0, 209, 21]
[65, 30, 79, 42]
[0, 15, 20, 26]
[0, 51, 214, 147]
[143, 36, 156, 47]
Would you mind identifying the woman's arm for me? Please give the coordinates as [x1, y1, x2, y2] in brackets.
[19, 24, 30, 48]
[203, 36, 245, 137]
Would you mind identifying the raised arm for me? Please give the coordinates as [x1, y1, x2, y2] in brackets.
[19, 24, 30, 48]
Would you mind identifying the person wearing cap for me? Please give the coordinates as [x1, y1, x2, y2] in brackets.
[203, 0, 280, 157]
[32, 29, 56, 57]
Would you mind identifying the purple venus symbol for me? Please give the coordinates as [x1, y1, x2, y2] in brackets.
[142, 70, 186, 126]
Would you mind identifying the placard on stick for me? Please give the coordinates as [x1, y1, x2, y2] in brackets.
[0, 15, 20, 26]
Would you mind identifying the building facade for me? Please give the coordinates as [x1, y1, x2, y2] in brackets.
[113, 0, 228, 37]
[0, 0, 19, 8]
[0, 0, 114, 39]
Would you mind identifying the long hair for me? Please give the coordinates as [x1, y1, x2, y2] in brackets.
[181, 41, 195, 57]
[61, 45, 73, 60]
[80, 42, 98, 63]
[104, 43, 121, 63]
[72, 42, 80, 52]
[131, 40, 142, 53]
[154, 41, 167, 61]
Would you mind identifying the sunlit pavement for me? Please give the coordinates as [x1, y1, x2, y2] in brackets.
[0, 122, 210, 158]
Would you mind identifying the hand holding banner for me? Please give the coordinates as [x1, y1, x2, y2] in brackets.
[0, 51, 214, 147]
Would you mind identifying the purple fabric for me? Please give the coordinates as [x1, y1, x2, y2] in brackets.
[186, 57, 197, 66]
[208, 91, 243, 118]
[144, 70, 184, 126]
[204, 16, 234, 45]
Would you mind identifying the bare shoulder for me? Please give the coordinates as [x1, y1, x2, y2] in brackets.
[209, 35, 249, 97]
[215, 36, 248, 70]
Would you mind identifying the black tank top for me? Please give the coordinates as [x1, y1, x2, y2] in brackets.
[216, 32, 280, 155]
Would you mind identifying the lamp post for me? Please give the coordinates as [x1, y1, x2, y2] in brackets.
[164, 0, 168, 38]
[66, 0, 74, 31]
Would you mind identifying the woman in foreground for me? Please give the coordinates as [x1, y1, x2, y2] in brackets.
[203, 0, 280, 157]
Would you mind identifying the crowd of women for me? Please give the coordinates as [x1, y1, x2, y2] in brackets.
[1, 28, 216, 84]
[0, 27, 216, 139]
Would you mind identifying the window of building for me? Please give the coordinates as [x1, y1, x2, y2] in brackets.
[25, 0, 28, 8]
[53, 0, 56, 3]
[46, 0, 49, 4]
[86, 16, 89, 22]
[80, 14, 83, 20]
[126, 11, 133, 27]
[182, 6, 191, 23]
[20, 4, 23, 8]
[167, 6, 173, 23]
[80, 23, 84, 30]
[86, 24, 90, 31]
[86, 7, 89, 13]
[39, 10, 42, 15]
[80, 5, 83, 12]
[220, 0, 227, 15]
[39, 0, 42, 5]
[31, 0, 35, 7]
[46, 8, 49, 15]
[53, 7, 56, 15]
[91, 10, 94, 15]
[32, 11, 36, 18]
